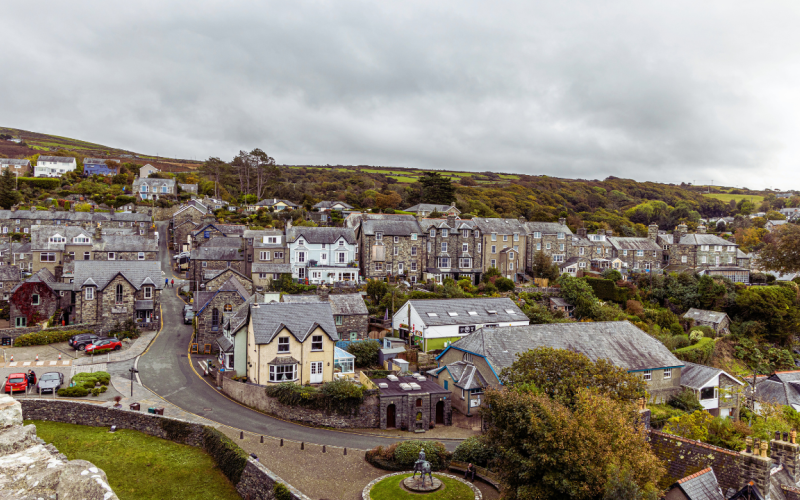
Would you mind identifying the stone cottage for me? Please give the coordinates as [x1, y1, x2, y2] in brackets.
[189, 237, 245, 292]
[683, 308, 731, 336]
[374, 375, 451, 431]
[194, 276, 251, 351]
[9, 268, 71, 328]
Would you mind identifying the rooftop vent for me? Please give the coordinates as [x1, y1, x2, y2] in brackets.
[505, 309, 516, 315]
[487, 310, 497, 315]
[378, 383, 389, 389]
[399, 383, 412, 391]
[468, 311, 478, 316]
[409, 383, 421, 390]
[387, 375, 399, 382]
[427, 313, 438, 317]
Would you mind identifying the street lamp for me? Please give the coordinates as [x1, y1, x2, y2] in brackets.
[129, 367, 139, 397]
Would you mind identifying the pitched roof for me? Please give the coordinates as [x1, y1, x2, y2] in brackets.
[328, 293, 368, 315]
[524, 221, 573, 235]
[607, 237, 662, 251]
[250, 302, 339, 344]
[445, 321, 683, 375]
[344, 212, 417, 229]
[0, 159, 31, 166]
[313, 201, 354, 210]
[10, 268, 57, 294]
[429, 361, 488, 391]
[191, 238, 244, 261]
[666, 233, 736, 246]
[403, 204, 459, 213]
[287, 227, 356, 245]
[178, 183, 198, 193]
[195, 276, 251, 313]
[680, 362, 742, 390]
[203, 267, 252, 284]
[404, 298, 526, 327]
[38, 156, 76, 164]
[191, 223, 246, 237]
[31, 225, 95, 251]
[472, 218, 526, 235]
[281, 294, 322, 304]
[84, 158, 120, 165]
[252, 263, 292, 274]
[254, 198, 298, 207]
[133, 177, 176, 188]
[0, 265, 20, 281]
[360, 218, 422, 236]
[683, 308, 729, 325]
[754, 371, 800, 407]
[92, 235, 157, 252]
[222, 293, 263, 333]
[674, 467, 725, 500]
[418, 218, 477, 231]
[72, 260, 164, 292]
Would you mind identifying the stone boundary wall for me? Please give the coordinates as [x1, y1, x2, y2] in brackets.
[219, 376, 381, 428]
[20, 399, 311, 500]
[0, 323, 98, 345]
[648, 429, 771, 494]
[152, 204, 184, 221]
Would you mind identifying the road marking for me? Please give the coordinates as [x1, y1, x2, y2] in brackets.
[9, 362, 17, 367]
[48, 361, 56, 366]
[22, 362, 30, 366]
[36, 361, 44, 366]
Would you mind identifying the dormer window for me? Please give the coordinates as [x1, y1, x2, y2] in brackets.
[375, 232, 383, 241]
[73, 235, 90, 243]
[49, 235, 66, 243]
[430, 229, 436, 237]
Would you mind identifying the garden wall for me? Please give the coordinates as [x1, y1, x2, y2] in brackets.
[219, 376, 381, 428]
[0, 323, 99, 346]
[20, 399, 311, 500]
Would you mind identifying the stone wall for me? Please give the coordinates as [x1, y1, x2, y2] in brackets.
[219, 376, 381, 428]
[19, 399, 311, 500]
[91, 251, 158, 261]
[9, 281, 59, 329]
[360, 233, 423, 281]
[0, 322, 97, 345]
[338, 314, 369, 340]
[196, 290, 246, 350]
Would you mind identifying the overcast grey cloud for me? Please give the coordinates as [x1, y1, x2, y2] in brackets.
[1, 1, 798, 188]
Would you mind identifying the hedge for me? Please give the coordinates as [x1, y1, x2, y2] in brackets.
[72, 371, 111, 387]
[585, 277, 630, 303]
[14, 329, 92, 347]
[18, 177, 61, 190]
[202, 426, 248, 485]
[265, 380, 366, 415]
[366, 440, 451, 471]
[452, 436, 496, 468]
[57, 386, 89, 397]
[673, 337, 716, 364]
[160, 418, 193, 443]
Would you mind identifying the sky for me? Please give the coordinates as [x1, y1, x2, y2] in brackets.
[2, 1, 799, 189]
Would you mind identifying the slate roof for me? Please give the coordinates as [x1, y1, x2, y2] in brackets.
[429, 361, 488, 391]
[524, 221, 573, 235]
[680, 362, 742, 390]
[607, 237, 662, 251]
[361, 218, 422, 236]
[344, 212, 417, 229]
[84, 158, 120, 165]
[10, 268, 57, 294]
[418, 219, 476, 231]
[281, 294, 322, 304]
[403, 204, 459, 214]
[38, 156, 76, 164]
[549, 297, 570, 308]
[254, 198, 298, 208]
[243, 229, 283, 240]
[683, 308, 729, 326]
[673, 467, 725, 500]
[0, 159, 31, 166]
[191, 240, 244, 261]
[375, 376, 450, 397]
[287, 227, 356, 245]
[194, 277, 251, 313]
[252, 263, 292, 274]
[313, 201, 354, 210]
[222, 293, 263, 333]
[754, 371, 800, 407]
[31, 226, 95, 251]
[132, 178, 176, 189]
[444, 321, 683, 375]
[328, 293, 368, 316]
[203, 267, 251, 283]
[472, 218, 526, 235]
[216, 334, 233, 353]
[72, 260, 164, 292]
[661, 233, 737, 246]
[0, 266, 20, 281]
[173, 204, 208, 218]
[191, 224, 246, 237]
[405, 298, 526, 327]
[250, 302, 339, 344]
[92, 235, 157, 252]
[0, 209, 149, 223]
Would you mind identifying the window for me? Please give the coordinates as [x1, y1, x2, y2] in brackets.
[491, 233, 497, 241]
[321, 253, 328, 261]
[40, 252, 56, 262]
[462, 243, 468, 253]
[202, 261, 208, 267]
[274, 252, 284, 259]
[700, 387, 717, 400]
[375, 232, 383, 241]
[642, 370, 651, 381]
[115, 284, 124, 304]
[269, 364, 297, 382]
[335, 315, 343, 326]
[259, 273, 267, 279]
[427, 242, 431, 253]
[579, 261, 586, 268]
[636, 250, 644, 257]
[536, 243, 542, 251]
[31, 294, 39, 305]
[144, 286, 152, 299]
[393, 236, 399, 243]
[73, 236, 89, 243]
[411, 246, 418, 256]
[85, 287, 94, 300]
[296, 251, 306, 263]
[15, 317, 26, 327]
[509, 262, 514, 270]
[410, 261, 417, 271]
[503, 235, 508, 241]
[211, 308, 220, 329]
[108, 252, 115, 260]
[416, 398, 422, 407]
[410, 233, 417, 240]
[474, 230, 480, 238]
[477, 243, 481, 253]
[579, 247, 585, 255]
[278, 337, 290, 352]
[545, 243, 551, 250]
[491, 245, 496, 253]
[375, 262, 383, 271]
[491, 259, 496, 267]
[663, 368, 672, 380]
[311, 335, 323, 351]
[336, 252, 346, 263]
[393, 247, 398, 256]
[622, 250, 628, 256]
[681, 255, 687, 263]
[441, 242, 448, 252]
[701, 256, 707, 264]
[442, 229, 449, 237]
[462, 230, 469, 238]
[439, 257, 450, 267]
[557, 232, 564, 240]
[714, 245, 722, 252]
[459, 258, 471, 268]
[138, 252, 145, 260]
[509, 252, 514, 259]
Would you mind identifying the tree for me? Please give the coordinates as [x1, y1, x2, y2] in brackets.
[346, 340, 381, 367]
[556, 274, 601, 320]
[200, 157, 228, 199]
[601, 268, 623, 282]
[663, 410, 715, 441]
[759, 224, 800, 273]
[375, 191, 402, 210]
[732, 284, 800, 344]
[531, 250, 561, 281]
[482, 387, 663, 500]
[366, 279, 388, 304]
[419, 172, 456, 204]
[0, 168, 21, 209]
[500, 347, 647, 408]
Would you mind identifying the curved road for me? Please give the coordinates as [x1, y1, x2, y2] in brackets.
[137, 222, 448, 450]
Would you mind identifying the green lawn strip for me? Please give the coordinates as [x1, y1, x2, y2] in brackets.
[27, 420, 240, 500]
[702, 193, 765, 204]
[369, 473, 474, 500]
[389, 175, 418, 183]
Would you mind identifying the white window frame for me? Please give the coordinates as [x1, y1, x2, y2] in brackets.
[108, 252, 115, 260]
[277, 337, 290, 353]
[663, 368, 672, 380]
[85, 287, 95, 300]
[642, 370, 651, 381]
[138, 252, 145, 260]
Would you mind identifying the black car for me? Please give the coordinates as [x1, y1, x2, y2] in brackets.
[36, 372, 64, 394]
[69, 333, 101, 351]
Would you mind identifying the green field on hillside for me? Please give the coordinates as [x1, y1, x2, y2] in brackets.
[703, 193, 765, 204]
[28, 420, 240, 500]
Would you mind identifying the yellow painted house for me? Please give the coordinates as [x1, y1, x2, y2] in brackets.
[246, 302, 339, 385]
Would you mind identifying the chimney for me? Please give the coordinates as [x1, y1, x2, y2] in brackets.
[317, 283, 330, 301]
[697, 224, 706, 234]
[597, 229, 605, 237]
[647, 224, 659, 241]
[518, 216, 526, 224]
[770, 431, 800, 480]
[606, 229, 613, 237]
[558, 217, 566, 226]
[447, 213, 457, 228]
[10, 205, 16, 213]
[109, 206, 115, 215]
[30, 205, 35, 211]
[673, 224, 687, 244]
[577, 227, 587, 238]
[94, 223, 102, 239]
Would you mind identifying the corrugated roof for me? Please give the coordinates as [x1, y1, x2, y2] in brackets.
[407, 298, 526, 327]
[250, 302, 339, 344]
[447, 321, 683, 374]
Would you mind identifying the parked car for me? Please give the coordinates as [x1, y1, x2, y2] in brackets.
[84, 338, 122, 354]
[4, 373, 31, 393]
[184, 304, 194, 324]
[174, 251, 191, 260]
[69, 333, 101, 351]
[36, 372, 64, 394]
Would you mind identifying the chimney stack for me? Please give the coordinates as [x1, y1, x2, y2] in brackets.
[90, 206, 95, 214]
[697, 224, 706, 234]
[49, 205, 56, 212]
[606, 229, 613, 237]
[674, 224, 687, 244]
[647, 224, 659, 241]
[518, 216, 526, 224]
[577, 227, 587, 238]
[597, 229, 605, 237]
[10, 205, 17, 213]
[317, 283, 330, 301]
[558, 217, 566, 226]
[447, 213, 457, 228]
[94, 223, 102, 240]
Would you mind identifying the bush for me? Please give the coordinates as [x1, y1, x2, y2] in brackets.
[18, 177, 60, 190]
[91, 387, 101, 397]
[161, 419, 193, 443]
[274, 483, 292, 500]
[57, 386, 89, 397]
[689, 330, 704, 344]
[649, 404, 687, 429]
[452, 436, 496, 468]
[495, 277, 515, 292]
[668, 388, 704, 413]
[347, 340, 381, 368]
[673, 337, 716, 364]
[394, 440, 451, 471]
[265, 380, 366, 415]
[202, 426, 248, 485]
[99, 385, 107, 393]
[73, 371, 110, 386]
[14, 329, 92, 347]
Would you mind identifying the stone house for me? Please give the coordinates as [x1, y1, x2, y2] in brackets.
[358, 216, 423, 282]
[607, 235, 663, 272]
[244, 229, 287, 276]
[194, 277, 251, 351]
[426, 362, 485, 417]
[173, 219, 200, 253]
[524, 219, 574, 272]
[9, 268, 71, 328]
[281, 287, 369, 341]
[683, 308, 731, 336]
[10, 242, 32, 274]
[203, 268, 254, 295]
[393, 297, 528, 351]
[71, 260, 163, 331]
[403, 203, 460, 217]
[189, 238, 245, 291]
[246, 302, 339, 385]
[0, 265, 21, 301]
[133, 177, 176, 201]
[171, 204, 211, 251]
[0, 206, 151, 237]
[418, 216, 482, 284]
[30, 225, 95, 278]
[663, 224, 741, 270]
[680, 362, 743, 419]
[287, 226, 359, 284]
[433, 321, 684, 408]
[472, 218, 527, 282]
[216, 293, 264, 372]
[374, 376, 451, 431]
[91, 234, 158, 262]
[766, 219, 789, 232]
[0, 158, 31, 177]
[251, 263, 292, 291]
[190, 223, 246, 250]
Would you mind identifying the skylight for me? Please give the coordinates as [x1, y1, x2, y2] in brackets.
[448, 312, 458, 317]
[468, 311, 478, 316]
[487, 310, 497, 315]
[505, 309, 516, 315]
[427, 312, 438, 317]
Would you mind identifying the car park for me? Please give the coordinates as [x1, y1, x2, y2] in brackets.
[36, 372, 64, 394]
[4, 373, 31, 393]
[69, 333, 101, 351]
[84, 338, 122, 354]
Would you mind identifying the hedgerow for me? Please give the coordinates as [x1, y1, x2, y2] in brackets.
[201, 426, 248, 485]
[265, 379, 366, 415]
[14, 329, 93, 347]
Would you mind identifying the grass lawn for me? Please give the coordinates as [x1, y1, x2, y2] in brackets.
[703, 193, 765, 204]
[389, 175, 418, 183]
[27, 420, 240, 500]
[369, 473, 475, 500]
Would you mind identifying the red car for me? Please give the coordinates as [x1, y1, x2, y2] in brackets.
[4, 373, 32, 393]
[84, 337, 122, 354]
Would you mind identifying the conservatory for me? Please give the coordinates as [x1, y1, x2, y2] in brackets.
[333, 346, 355, 380]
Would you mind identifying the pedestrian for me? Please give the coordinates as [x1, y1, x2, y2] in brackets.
[171, 279, 174, 288]
[165, 278, 169, 288]
[465, 463, 476, 481]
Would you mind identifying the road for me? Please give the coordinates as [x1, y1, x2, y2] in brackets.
[136, 222, 413, 450]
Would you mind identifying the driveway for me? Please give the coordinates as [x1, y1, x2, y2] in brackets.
[137, 222, 431, 450]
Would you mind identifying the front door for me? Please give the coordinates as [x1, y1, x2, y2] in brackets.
[310, 361, 323, 383]
[387, 404, 396, 428]
[436, 401, 444, 424]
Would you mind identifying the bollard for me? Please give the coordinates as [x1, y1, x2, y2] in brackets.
[240, 431, 244, 439]
[344, 448, 347, 456]
[280, 438, 283, 447]
[301, 442, 304, 450]
[260, 436, 264, 443]
[35, 355, 39, 361]
[323, 445, 326, 453]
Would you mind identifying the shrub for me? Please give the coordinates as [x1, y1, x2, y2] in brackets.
[18, 177, 60, 190]
[668, 388, 704, 413]
[673, 337, 716, 364]
[57, 386, 89, 397]
[495, 277, 515, 292]
[161, 419, 194, 443]
[394, 440, 451, 471]
[347, 340, 381, 368]
[689, 330, 704, 344]
[452, 436, 496, 468]
[265, 380, 366, 415]
[649, 404, 687, 429]
[73, 371, 110, 386]
[99, 385, 107, 393]
[274, 483, 292, 500]
[91, 388, 101, 397]
[14, 329, 92, 347]
[202, 426, 248, 485]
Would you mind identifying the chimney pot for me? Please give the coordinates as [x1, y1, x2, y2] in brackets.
[558, 217, 566, 226]
[783, 431, 789, 441]
[760, 441, 769, 458]
[793, 430, 797, 444]
[776, 430, 782, 441]
[746, 436, 753, 454]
